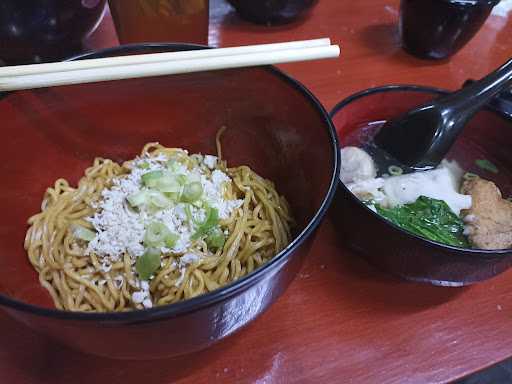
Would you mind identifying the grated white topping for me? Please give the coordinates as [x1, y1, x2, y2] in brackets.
[132, 291, 147, 304]
[86, 154, 242, 261]
[181, 252, 201, 265]
[172, 252, 202, 288]
[132, 280, 152, 308]
[142, 298, 153, 309]
[175, 268, 187, 287]
[100, 262, 112, 273]
[113, 275, 124, 289]
[84, 150, 243, 308]
[203, 155, 218, 169]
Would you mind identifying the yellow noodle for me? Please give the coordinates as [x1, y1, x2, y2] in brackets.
[25, 133, 293, 312]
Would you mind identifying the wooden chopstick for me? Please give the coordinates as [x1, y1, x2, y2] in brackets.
[0, 38, 332, 78]
[0, 44, 340, 92]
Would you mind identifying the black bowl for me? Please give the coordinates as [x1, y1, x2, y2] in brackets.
[399, 0, 500, 60]
[330, 85, 512, 286]
[226, 0, 318, 25]
[0, 43, 340, 359]
[0, 0, 107, 64]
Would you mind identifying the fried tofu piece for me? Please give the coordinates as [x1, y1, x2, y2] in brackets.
[461, 178, 512, 250]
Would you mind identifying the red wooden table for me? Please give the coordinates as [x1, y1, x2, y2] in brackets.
[2, 1, 512, 383]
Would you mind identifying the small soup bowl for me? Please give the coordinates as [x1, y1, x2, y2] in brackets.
[330, 85, 512, 287]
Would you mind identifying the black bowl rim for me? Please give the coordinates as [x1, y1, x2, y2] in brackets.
[437, 0, 501, 6]
[0, 43, 341, 322]
[330, 84, 512, 258]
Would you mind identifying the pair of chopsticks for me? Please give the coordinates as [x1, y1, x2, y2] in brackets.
[0, 38, 339, 92]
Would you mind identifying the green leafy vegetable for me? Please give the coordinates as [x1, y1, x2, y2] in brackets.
[136, 248, 161, 280]
[192, 207, 219, 240]
[72, 225, 96, 242]
[375, 196, 469, 248]
[138, 162, 150, 170]
[475, 159, 498, 174]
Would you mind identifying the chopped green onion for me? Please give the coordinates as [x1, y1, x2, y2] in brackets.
[192, 207, 219, 240]
[164, 191, 180, 202]
[141, 170, 163, 187]
[187, 173, 201, 183]
[165, 233, 179, 248]
[166, 159, 180, 172]
[136, 248, 161, 281]
[463, 172, 479, 181]
[475, 159, 499, 174]
[206, 227, 226, 251]
[184, 204, 194, 224]
[127, 190, 148, 207]
[388, 165, 403, 176]
[144, 221, 171, 247]
[176, 174, 188, 185]
[138, 162, 150, 170]
[155, 175, 181, 193]
[72, 225, 96, 242]
[181, 182, 203, 203]
[128, 190, 170, 209]
[148, 190, 170, 209]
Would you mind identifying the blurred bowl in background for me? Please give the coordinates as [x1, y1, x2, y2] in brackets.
[0, 0, 107, 65]
[330, 85, 512, 286]
[399, 0, 501, 60]
[226, 0, 318, 25]
[0, 43, 339, 359]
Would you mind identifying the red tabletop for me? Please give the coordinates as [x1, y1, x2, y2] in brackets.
[2, 1, 512, 383]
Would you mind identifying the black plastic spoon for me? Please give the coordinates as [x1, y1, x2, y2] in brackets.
[374, 58, 512, 171]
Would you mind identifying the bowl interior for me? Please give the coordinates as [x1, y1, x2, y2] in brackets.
[331, 86, 512, 245]
[0, 55, 335, 309]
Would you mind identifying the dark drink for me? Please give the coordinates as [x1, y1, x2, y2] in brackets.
[399, 0, 500, 60]
[108, 0, 209, 45]
[227, 0, 318, 25]
[0, 0, 106, 65]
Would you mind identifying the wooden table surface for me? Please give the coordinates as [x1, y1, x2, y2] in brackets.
[2, 1, 512, 383]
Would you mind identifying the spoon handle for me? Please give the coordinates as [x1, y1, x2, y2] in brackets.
[464, 79, 512, 120]
[440, 58, 512, 114]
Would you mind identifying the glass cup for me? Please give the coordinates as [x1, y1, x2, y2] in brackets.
[399, 0, 501, 60]
[108, 0, 209, 45]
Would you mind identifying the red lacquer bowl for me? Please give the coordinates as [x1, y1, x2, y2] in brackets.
[330, 85, 512, 286]
[0, 44, 339, 359]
